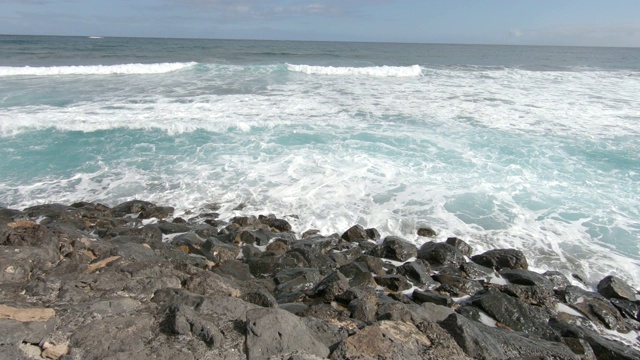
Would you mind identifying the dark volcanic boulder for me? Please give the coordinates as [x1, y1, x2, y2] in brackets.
[471, 288, 559, 341]
[398, 259, 435, 287]
[433, 274, 483, 297]
[377, 236, 417, 261]
[417, 227, 437, 237]
[559, 285, 624, 330]
[499, 268, 553, 288]
[259, 217, 292, 232]
[412, 289, 454, 307]
[597, 275, 636, 301]
[445, 237, 473, 257]
[417, 242, 466, 268]
[313, 271, 350, 301]
[341, 224, 368, 243]
[374, 274, 412, 292]
[112, 200, 174, 219]
[471, 248, 528, 270]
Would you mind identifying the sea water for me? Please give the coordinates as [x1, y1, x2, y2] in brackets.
[1, 35, 639, 288]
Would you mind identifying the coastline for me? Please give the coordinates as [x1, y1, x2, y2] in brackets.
[1, 200, 639, 359]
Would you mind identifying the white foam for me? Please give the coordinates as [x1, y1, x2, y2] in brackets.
[0, 62, 197, 76]
[555, 303, 585, 317]
[287, 64, 422, 77]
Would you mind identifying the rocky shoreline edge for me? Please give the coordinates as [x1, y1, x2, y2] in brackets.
[1, 200, 639, 359]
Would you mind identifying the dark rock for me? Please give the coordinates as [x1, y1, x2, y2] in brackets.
[279, 303, 309, 315]
[340, 224, 368, 243]
[543, 270, 571, 289]
[2, 220, 58, 248]
[498, 283, 557, 307]
[108, 224, 163, 243]
[559, 285, 624, 330]
[376, 301, 413, 322]
[212, 260, 253, 281]
[260, 217, 292, 232]
[348, 297, 377, 322]
[275, 268, 322, 294]
[157, 220, 191, 234]
[597, 275, 636, 301]
[417, 227, 437, 237]
[412, 289, 454, 307]
[471, 248, 528, 270]
[202, 237, 240, 262]
[433, 274, 483, 297]
[112, 200, 174, 219]
[245, 307, 330, 360]
[412, 302, 456, 323]
[266, 239, 290, 253]
[313, 271, 350, 301]
[374, 274, 412, 292]
[236, 229, 278, 246]
[378, 236, 417, 261]
[247, 252, 308, 277]
[337, 262, 376, 288]
[610, 298, 640, 321]
[417, 242, 466, 268]
[440, 313, 580, 360]
[241, 288, 278, 308]
[499, 268, 553, 288]
[230, 215, 259, 227]
[445, 237, 473, 257]
[561, 337, 597, 360]
[471, 288, 559, 341]
[460, 261, 496, 281]
[300, 317, 349, 351]
[398, 259, 436, 287]
[351, 255, 385, 276]
[364, 227, 381, 241]
[550, 317, 640, 360]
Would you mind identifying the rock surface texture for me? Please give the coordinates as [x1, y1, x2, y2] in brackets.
[0, 200, 639, 359]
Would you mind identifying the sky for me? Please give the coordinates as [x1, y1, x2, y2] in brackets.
[1, 0, 640, 47]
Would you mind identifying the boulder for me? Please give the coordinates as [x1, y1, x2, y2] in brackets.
[246, 308, 330, 360]
[417, 242, 466, 268]
[417, 227, 437, 237]
[378, 236, 417, 261]
[374, 274, 412, 292]
[597, 275, 636, 301]
[412, 290, 454, 307]
[471, 249, 528, 270]
[341, 224, 368, 243]
[499, 268, 553, 288]
[559, 285, 624, 330]
[445, 237, 473, 257]
[397, 259, 435, 287]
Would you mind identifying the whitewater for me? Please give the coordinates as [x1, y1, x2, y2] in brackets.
[1, 35, 639, 289]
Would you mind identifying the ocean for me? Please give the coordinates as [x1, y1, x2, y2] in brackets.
[1, 35, 639, 288]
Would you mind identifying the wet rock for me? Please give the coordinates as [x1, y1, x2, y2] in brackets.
[433, 274, 483, 297]
[313, 271, 350, 302]
[235, 229, 278, 246]
[374, 274, 412, 292]
[246, 307, 330, 360]
[364, 228, 380, 241]
[266, 239, 290, 253]
[378, 236, 417, 261]
[340, 224, 368, 243]
[440, 313, 579, 360]
[275, 268, 322, 294]
[498, 283, 557, 307]
[417, 227, 437, 237]
[610, 298, 640, 320]
[397, 259, 435, 287]
[597, 275, 636, 301]
[157, 220, 192, 234]
[559, 285, 624, 330]
[499, 268, 553, 288]
[337, 262, 376, 288]
[351, 255, 385, 276]
[471, 248, 528, 270]
[445, 237, 473, 257]
[112, 200, 174, 219]
[247, 252, 308, 277]
[460, 262, 496, 281]
[543, 270, 571, 289]
[550, 317, 640, 360]
[417, 242, 465, 269]
[471, 288, 559, 341]
[412, 289, 454, 307]
[203, 237, 240, 262]
[260, 217, 292, 232]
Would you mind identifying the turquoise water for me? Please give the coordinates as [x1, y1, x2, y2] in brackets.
[1, 35, 639, 286]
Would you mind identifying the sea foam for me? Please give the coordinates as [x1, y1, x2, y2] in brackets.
[0, 62, 197, 76]
[287, 64, 422, 77]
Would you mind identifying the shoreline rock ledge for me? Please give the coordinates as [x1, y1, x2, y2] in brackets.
[1, 200, 639, 359]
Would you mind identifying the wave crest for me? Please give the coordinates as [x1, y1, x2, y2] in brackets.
[0, 62, 197, 76]
[287, 64, 422, 77]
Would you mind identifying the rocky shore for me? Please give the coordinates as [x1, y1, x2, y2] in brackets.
[1, 200, 639, 359]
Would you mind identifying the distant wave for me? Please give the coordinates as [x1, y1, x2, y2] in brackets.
[287, 64, 422, 77]
[0, 62, 197, 76]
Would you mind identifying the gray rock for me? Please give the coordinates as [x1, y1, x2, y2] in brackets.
[560, 285, 624, 330]
[543, 270, 571, 289]
[163, 304, 223, 347]
[499, 268, 554, 288]
[412, 289, 454, 307]
[374, 274, 412, 292]
[246, 307, 330, 360]
[433, 274, 483, 296]
[398, 259, 436, 287]
[313, 271, 350, 301]
[597, 275, 636, 301]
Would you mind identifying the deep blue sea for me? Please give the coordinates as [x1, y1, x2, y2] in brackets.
[1, 35, 639, 287]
